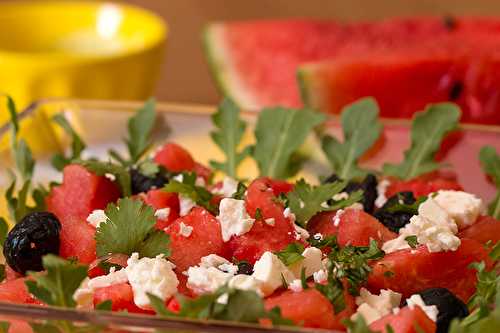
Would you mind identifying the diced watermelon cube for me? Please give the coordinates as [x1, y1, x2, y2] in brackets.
[0, 278, 41, 305]
[165, 207, 227, 273]
[154, 142, 196, 173]
[385, 173, 462, 199]
[143, 189, 180, 230]
[308, 209, 396, 247]
[59, 216, 98, 264]
[93, 283, 153, 314]
[370, 306, 436, 333]
[264, 288, 356, 330]
[458, 215, 500, 247]
[228, 178, 296, 263]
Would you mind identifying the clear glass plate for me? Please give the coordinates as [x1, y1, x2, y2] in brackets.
[0, 98, 499, 332]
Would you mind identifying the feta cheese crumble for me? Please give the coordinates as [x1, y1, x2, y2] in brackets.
[179, 222, 193, 237]
[289, 247, 323, 278]
[433, 190, 484, 229]
[186, 255, 238, 294]
[212, 177, 239, 198]
[375, 179, 391, 208]
[154, 208, 171, 220]
[288, 279, 303, 292]
[351, 288, 402, 324]
[228, 274, 263, 295]
[125, 253, 179, 309]
[283, 208, 296, 222]
[264, 218, 276, 226]
[179, 194, 196, 216]
[293, 224, 310, 241]
[73, 267, 128, 308]
[382, 198, 461, 253]
[217, 198, 255, 242]
[406, 294, 439, 322]
[252, 251, 294, 296]
[86, 209, 107, 228]
[332, 209, 345, 227]
[313, 269, 328, 283]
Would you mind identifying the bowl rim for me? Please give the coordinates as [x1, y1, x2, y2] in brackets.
[0, 0, 167, 62]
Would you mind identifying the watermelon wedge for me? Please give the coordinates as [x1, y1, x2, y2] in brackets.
[204, 17, 500, 124]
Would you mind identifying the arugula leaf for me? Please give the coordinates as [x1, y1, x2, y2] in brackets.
[321, 98, 383, 180]
[253, 107, 325, 179]
[163, 173, 217, 214]
[210, 98, 251, 178]
[4, 179, 47, 224]
[287, 179, 363, 227]
[149, 286, 293, 326]
[275, 243, 305, 266]
[25, 255, 88, 307]
[126, 98, 156, 164]
[50, 113, 86, 171]
[74, 159, 131, 197]
[95, 198, 170, 258]
[479, 146, 500, 218]
[383, 103, 461, 180]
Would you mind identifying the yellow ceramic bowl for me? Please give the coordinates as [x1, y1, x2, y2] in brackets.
[0, 1, 167, 110]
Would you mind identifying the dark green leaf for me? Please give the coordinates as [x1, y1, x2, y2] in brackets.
[0, 218, 8, 246]
[405, 235, 419, 249]
[321, 98, 382, 180]
[30, 323, 62, 333]
[231, 182, 247, 200]
[383, 103, 461, 180]
[163, 173, 217, 215]
[343, 316, 376, 333]
[253, 107, 325, 179]
[126, 98, 156, 164]
[254, 208, 262, 220]
[275, 243, 305, 266]
[300, 267, 309, 290]
[210, 98, 251, 178]
[479, 146, 500, 218]
[51, 113, 86, 171]
[138, 160, 160, 177]
[95, 300, 113, 311]
[95, 198, 170, 258]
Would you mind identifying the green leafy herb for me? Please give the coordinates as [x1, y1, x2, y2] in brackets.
[50, 113, 86, 171]
[25, 255, 88, 307]
[0, 322, 9, 333]
[321, 98, 382, 180]
[95, 198, 170, 258]
[149, 286, 293, 326]
[74, 159, 131, 197]
[479, 146, 500, 218]
[95, 300, 113, 311]
[308, 234, 337, 249]
[210, 98, 251, 178]
[231, 182, 247, 200]
[383, 103, 461, 180]
[275, 243, 305, 266]
[300, 267, 309, 290]
[343, 316, 376, 333]
[254, 208, 263, 220]
[138, 159, 160, 177]
[405, 235, 419, 249]
[286, 179, 363, 227]
[385, 195, 426, 214]
[253, 107, 325, 179]
[163, 173, 217, 214]
[126, 98, 156, 164]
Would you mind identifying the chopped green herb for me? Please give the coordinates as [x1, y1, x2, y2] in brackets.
[50, 113, 86, 171]
[383, 103, 461, 180]
[275, 242, 305, 266]
[342, 316, 377, 333]
[210, 98, 251, 178]
[300, 267, 309, 290]
[0, 322, 9, 333]
[95, 198, 170, 258]
[479, 146, 500, 218]
[383, 271, 395, 278]
[405, 235, 419, 249]
[254, 208, 263, 220]
[95, 300, 113, 311]
[231, 182, 247, 200]
[308, 235, 337, 249]
[287, 178, 363, 227]
[253, 107, 325, 179]
[126, 98, 157, 164]
[74, 159, 131, 197]
[321, 97, 383, 180]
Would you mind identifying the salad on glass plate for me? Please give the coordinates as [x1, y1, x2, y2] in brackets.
[0, 96, 498, 333]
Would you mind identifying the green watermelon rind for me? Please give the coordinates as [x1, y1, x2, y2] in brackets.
[202, 24, 262, 109]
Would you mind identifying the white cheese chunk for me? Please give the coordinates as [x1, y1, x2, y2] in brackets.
[382, 198, 461, 253]
[179, 222, 193, 237]
[264, 218, 276, 226]
[433, 190, 484, 229]
[288, 279, 303, 292]
[200, 254, 231, 268]
[332, 209, 345, 227]
[154, 208, 171, 220]
[86, 209, 107, 228]
[406, 294, 439, 322]
[217, 198, 255, 242]
[212, 177, 239, 198]
[351, 288, 402, 324]
[186, 254, 238, 294]
[283, 208, 296, 222]
[179, 194, 196, 216]
[375, 179, 391, 208]
[228, 274, 263, 295]
[289, 247, 323, 278]
[252, 251, 294, 296]
[73, 267, 128, 308]
[293, 224, 310, 241]
[125, 253, 179, 309]
[313, 269, 328, 283]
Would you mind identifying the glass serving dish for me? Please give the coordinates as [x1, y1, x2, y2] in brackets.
[0, 99, 499, 332]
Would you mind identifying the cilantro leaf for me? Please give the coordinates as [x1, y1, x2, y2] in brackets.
[149, 286, 293, 326]
[287, 179, 363, 227]
[210, 98, 251, 178]
[163, 173, 217, 214]
[25, 255, 88, 307]
[126, 98, 156, 164]
[275, 243, 305, 266]
[479, 146, 500, 218]
[95, 198, 170, 258]
[253, 107, 325, 179]
[50, 113, 86, 171]
[74, 159, 131, 197]
[383, 103, 461, 180]
[321, 98, 383, 180]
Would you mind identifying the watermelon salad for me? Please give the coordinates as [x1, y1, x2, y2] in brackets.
[204, 17, 500, 124]
[0, 96, 499, 333]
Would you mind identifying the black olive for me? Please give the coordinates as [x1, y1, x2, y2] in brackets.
[323, 173, 378, 213]
[449, 81, 463, 101]
[373, 191, 416, 233]
[404, 288, 468, 333]
[4, 212, 61, 274]
[130, 168, 168, 194]
[237, 261, 253, 275]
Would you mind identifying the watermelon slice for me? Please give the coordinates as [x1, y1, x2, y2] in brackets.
[204, 17, 500, 124]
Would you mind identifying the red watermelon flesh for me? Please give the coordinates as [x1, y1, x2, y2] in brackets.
[0, 278, 41, 305]
[143, 189, 180, 230]
[205, 17, 500, 124]
[370, 306, 436, 333]
[93, 283, 153, 314]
